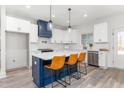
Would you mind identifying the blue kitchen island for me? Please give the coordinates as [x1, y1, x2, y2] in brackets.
[32, 50, 82, 88]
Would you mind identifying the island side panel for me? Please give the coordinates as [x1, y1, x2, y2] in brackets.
[32, 56, 44, 87]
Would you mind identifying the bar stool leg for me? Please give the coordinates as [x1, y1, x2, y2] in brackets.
[68, 65, 71, 85]
[84, 63, 87, 75]
[51, 70, 54, 88]
[78, 62, 87, 77]
[66, 65, 71, 85]
[78, 62, 81, 78]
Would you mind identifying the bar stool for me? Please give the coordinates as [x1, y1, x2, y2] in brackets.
[65, 54, 78, 85]
[78, 52, 87, 78]
[45, 56, 66, 88]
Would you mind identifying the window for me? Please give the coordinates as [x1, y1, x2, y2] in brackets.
[118, 31, 124, 55]
[81, 33, 93, 49]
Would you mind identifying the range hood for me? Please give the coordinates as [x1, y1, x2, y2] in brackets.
[37, 20, 52, 38]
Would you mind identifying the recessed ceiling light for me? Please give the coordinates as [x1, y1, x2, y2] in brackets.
[52, 14, 55, 18]
[84, 14, 88, 17]
[26, 5, 31, 9]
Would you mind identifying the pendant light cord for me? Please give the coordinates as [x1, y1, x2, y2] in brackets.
[68, 8, 71, 27]
[50, 5, 52, 21]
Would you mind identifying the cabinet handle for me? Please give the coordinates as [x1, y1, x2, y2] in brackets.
[99, 39, 101, 41]
[17, 27, 21, 31]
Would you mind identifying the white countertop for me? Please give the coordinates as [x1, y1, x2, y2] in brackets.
[32, 50, 85, 60]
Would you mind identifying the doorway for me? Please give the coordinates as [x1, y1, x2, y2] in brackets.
[114, 29, 124, 69]
[6, 32, 29, 70]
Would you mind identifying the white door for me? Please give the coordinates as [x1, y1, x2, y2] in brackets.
[114, 29, 124, 69]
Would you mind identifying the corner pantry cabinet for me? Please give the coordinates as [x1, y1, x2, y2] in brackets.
[6, 16, 30, 33]
[94, 22, 108, 43]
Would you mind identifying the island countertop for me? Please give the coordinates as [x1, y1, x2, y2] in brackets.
[32, 50, 85, 60]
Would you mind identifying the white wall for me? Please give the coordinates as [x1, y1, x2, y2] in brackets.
[76, 13, 124, 67]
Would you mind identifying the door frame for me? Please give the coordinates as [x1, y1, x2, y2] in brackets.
[113, 28, 124, 69]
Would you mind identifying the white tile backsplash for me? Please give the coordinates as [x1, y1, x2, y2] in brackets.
[30, 37, 82, 52]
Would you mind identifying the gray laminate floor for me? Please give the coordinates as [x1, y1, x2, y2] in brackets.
[0, 66, 124, 88]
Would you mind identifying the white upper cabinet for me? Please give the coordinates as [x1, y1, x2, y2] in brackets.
[51, 28, 63, 43]
[6, 16, 30, 33]
[94, 22, 108, 43]
[69, 30, 80, 43]
[30, 24, 38, 43]
[51, 28, 79, 43]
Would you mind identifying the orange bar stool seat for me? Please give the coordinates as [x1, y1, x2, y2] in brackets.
[65, 54, 78, 85]
[78, 52, 87, 78]
[45, 56, 66, 88]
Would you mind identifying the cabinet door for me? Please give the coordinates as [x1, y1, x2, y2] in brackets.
[51, 28, 60, 43]
[51, 29, 65, 43]
[94, 22, 108, 43]
[73, 30, 79, 43]
[6, 16, 20, 32]
[6, 16, 30, 33]
[30, 24, 38, 43]
[69, 30, 79, 43]
[99, 52, 106, 67]
[58, 29, 64, 43]
[19, 19, 30, 33]
[62, 30, 69, 43]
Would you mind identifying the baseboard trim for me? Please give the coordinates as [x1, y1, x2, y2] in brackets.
[0, 73, 6, 79]
[6, 66, 29, 72]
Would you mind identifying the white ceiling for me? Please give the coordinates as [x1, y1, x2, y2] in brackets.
[6, 5, 124, 27]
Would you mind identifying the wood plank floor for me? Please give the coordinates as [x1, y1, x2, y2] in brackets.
[0, 66, 124, 88]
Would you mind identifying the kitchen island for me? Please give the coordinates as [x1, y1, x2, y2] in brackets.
[32, 50, 84, 87]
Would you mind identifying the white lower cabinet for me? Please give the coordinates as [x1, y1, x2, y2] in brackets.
[99, 51, 108, 69]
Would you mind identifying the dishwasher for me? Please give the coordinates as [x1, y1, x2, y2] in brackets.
[88, 51, 99, 67]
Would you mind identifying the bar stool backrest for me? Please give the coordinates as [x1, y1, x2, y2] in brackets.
[78, 52, 86, 62]
[66, 54, 78, 65]
[50, 56, 65, 70]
